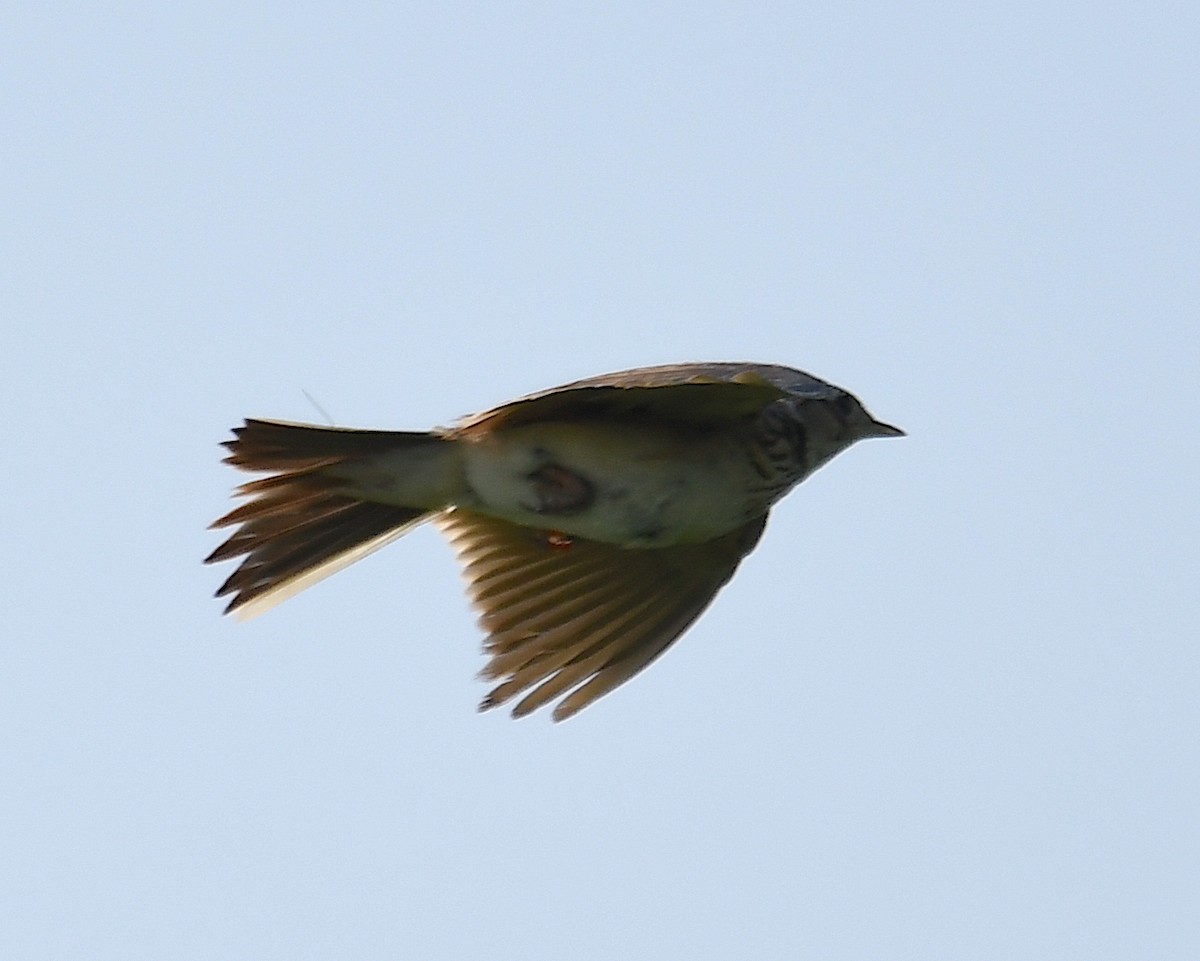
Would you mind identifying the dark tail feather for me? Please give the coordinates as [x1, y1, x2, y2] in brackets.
[218, 418, 431, 470]
[206, 419, 437, 618]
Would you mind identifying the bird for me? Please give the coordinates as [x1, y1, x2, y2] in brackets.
[206, 362, 903, 721]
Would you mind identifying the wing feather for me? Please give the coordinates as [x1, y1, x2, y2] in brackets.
[452, 362, 831, 434]
[436, 509, 768, 719]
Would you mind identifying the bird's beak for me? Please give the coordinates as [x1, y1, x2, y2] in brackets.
[866, 420, 905, 438]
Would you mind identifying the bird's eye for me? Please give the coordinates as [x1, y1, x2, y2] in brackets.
[833, 395, 855, 416]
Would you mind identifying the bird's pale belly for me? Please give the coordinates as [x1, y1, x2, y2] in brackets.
[459, 421, 759, 546]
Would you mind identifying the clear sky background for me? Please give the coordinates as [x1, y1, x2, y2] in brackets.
[4, 3, 1196, 959]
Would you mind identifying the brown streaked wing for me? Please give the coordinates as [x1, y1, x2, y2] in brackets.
[451, 363, 814, 435]
[436, 509, 769, 721]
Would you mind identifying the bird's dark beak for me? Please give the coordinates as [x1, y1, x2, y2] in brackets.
[866, 420, 905, 438]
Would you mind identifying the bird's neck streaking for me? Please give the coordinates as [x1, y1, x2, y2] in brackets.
[747, 397, 858, 501]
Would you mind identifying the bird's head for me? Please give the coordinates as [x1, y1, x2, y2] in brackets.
[830, 391, 905, 443]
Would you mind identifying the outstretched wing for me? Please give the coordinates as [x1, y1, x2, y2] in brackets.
[452, 362, 834, 434]
[436, 509, 768, 721]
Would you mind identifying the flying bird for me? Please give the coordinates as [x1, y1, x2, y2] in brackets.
[207, 362, 903, 720]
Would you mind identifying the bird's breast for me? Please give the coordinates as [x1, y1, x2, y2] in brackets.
[459, 420, 766, 546]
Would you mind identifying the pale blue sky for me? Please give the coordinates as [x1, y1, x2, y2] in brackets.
[3, 2, 1197, 959]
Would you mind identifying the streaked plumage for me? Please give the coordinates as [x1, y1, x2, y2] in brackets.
[207, 362, 903, 720]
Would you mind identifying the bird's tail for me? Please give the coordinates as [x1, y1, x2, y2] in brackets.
[206, 419, 448, 619]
